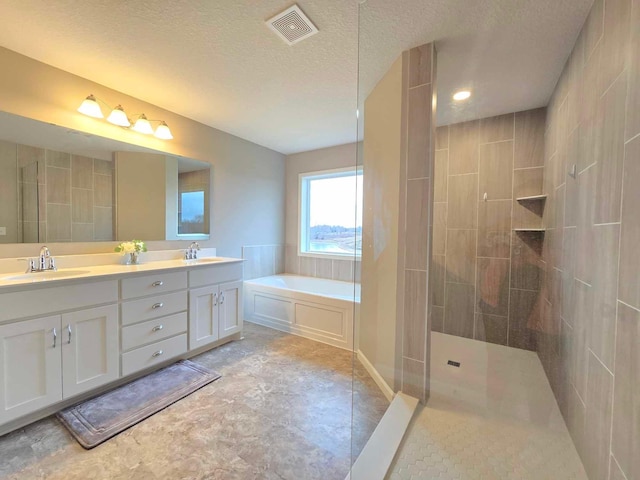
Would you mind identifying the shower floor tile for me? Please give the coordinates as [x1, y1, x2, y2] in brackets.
[387, 332, 587, 480]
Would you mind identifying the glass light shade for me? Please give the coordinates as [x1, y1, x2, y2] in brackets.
[453, 90, 471, 101]
[77, 95, 104, 118]
[107, 105, 130, 127]
[154, 121, 173, 140]
[132, 114, 153, 135]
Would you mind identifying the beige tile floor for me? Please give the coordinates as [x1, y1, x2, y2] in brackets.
[0, 323, 388, 480]
[387, 332, 587, 480]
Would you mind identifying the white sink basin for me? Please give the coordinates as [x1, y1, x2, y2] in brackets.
[3, 270, 91, 281]
[184, 257, 225, 265]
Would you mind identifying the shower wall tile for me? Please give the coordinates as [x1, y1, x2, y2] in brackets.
[448, 120, 479, 174]
[444, 282, 475, 339]
[511, 232, 543, 290]
[94, 174, 113, 207]
[47, 204, 71, 241]
[431, 255, 445, 307]
[583, 0, 604, 60]
[447, 174, 478, 229]
[72, 188, 93, 223]
[479, 113, 514, 143]
[94, 159, 113, 175]
[404, 270, 427, 361]
[514, 108, 546, 168]
[609, 458, 627, 480]
[476, 257, 510, 317]
[402, 357, 425, 400]
[407, 86, 431, 179]
[584, 352, 614, 480]
[433, 150, 448, 202]
[478, 141, 514, 200]
[72, 223, 93, 242]
[408, 43, 431, 87]
[432, 202, 446, 255]
[627, 0, 640, 141]
[618, 136, 640, 309]
[46, 166, 71, 204]
[46, 150, 70, 168]
[611, 302, 640, 480]
[477, 200, 511, 258]
[445, 229, 476, 284]
[598, 0, 631, 95]
[508, 288, 538, 351]
[71, 155, 93, 189]
[513, 167, 543, 198]
[475, 314, 508, 346]
[435, 125, 449, 150]
[405, 179, 429, 269]
[431, 306, 444, 333]
[93, 207, 113, 241]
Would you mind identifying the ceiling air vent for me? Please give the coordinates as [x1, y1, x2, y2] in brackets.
[266, 4, 318, 46]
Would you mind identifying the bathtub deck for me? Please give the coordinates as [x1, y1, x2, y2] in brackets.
[387, 332, 587, 480]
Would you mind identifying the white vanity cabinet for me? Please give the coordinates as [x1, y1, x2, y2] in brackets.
[0, 304, 118, 424]
[189, 263, 243, 349]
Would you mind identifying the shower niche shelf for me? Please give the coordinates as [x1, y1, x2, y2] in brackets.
[513, 228, 545, 233]
[516, 194, 547, 202]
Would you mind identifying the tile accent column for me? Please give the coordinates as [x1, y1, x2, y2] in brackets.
[398, 43, 436, 402]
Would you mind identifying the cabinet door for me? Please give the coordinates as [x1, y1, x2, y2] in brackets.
[61, 305, 119, 399]
[189, 285, 219, 350]
[219, 280, 243, 339]
[0, 315, 62, 424]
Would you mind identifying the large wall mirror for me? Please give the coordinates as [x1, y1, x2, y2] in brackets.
[0, 111, 212, 244]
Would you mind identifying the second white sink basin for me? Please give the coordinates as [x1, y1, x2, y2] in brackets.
[4, 270, 91, 281]
[184, 257, 225, 265]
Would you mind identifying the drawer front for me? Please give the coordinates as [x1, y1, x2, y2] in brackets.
[189, 262, 243, 288]
[121, 312, 187, 351]
[121, 334, 188, 377]
[121, 291, 187, 326]
[121, 271, 187, 300]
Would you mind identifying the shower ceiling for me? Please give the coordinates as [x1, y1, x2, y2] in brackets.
[0, 0, 592, 154]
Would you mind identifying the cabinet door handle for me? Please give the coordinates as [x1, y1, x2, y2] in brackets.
[152, 281, 164, 287]
[213, 293, 218, 306]
[152, 350, 163, 358]
[52, 327, 57, 348]
[220, 293, 225, 305]
[152, 324, 164, 332]
[152, 302, 164, 309]
[67, 324, 72, 344]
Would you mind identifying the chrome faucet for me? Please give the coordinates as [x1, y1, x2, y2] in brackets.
[25, 246, 56, 273]
[185, 242, 200, 260]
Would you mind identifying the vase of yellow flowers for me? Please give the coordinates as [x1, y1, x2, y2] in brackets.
[115, 240, 147, 265]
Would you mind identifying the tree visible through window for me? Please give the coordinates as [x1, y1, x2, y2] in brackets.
[300, 168, 363, 256]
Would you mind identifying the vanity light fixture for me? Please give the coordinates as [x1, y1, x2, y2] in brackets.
[106, 105, 131, 127]
[453, 90, 471, 101]
[131, 114, 154, 135]
[76, 94, 174, 140]
[77, 95, 104, 118]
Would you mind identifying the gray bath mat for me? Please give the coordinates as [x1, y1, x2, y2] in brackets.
[57, 359, 220, 449]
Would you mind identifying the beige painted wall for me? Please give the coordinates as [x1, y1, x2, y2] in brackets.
[0, 46, 285, 258]
[359, 56, 403, 389]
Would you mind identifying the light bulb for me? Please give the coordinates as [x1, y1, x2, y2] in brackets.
[77, 95, 104, 118]
[107, 105, 131, 127]
[132, 114, 153, 135]
[154, 121, 173, 140]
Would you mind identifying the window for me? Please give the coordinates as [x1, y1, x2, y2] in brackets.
[299, 167, 363, 257]
[178, 190, 206, 234]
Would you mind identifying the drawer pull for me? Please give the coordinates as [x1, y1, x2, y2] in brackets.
[152, 302, 164, 309]
[52, 327, 57, 348]
[152, 281, 164, 287]
[152, 324, 164, 332]
[152, 350, 164, 357]
[220, 293, 225, 305]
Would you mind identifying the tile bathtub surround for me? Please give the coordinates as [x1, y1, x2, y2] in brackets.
[433, 107, 545, 350]
[283, 245, 359, 283]
[538, 0, 640, 478]
[241, 245, 284, 280]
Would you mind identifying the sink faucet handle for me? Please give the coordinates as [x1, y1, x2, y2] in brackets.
[47, 257, 57, 271]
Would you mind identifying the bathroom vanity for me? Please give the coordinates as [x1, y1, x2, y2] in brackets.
[0, 255, 243, 435]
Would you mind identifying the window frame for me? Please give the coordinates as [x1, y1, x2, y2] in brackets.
[298, 166, 363, 260]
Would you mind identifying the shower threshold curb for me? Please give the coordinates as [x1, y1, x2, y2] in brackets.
[346, 392, 419, 480]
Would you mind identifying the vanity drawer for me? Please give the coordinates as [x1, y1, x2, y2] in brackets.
[121, 312, 187, 351]
[189, 262, 243, 288]
[120, 271, 187, 300]
[121, 334, 188, 377]
[121, 291, 187, 326]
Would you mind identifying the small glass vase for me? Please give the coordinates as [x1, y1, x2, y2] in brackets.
[126, 252, 140, 265]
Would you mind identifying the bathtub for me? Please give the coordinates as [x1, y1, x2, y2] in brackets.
[243, 274, 359, 350]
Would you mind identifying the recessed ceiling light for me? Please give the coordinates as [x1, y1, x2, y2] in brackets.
[453, 90, 471, 101]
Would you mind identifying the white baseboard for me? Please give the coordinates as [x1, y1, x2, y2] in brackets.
[346, 392, 419, 480]
[356, 349, 394, 402]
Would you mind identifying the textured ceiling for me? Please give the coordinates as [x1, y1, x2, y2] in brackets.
[0, 0, 592, 154]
